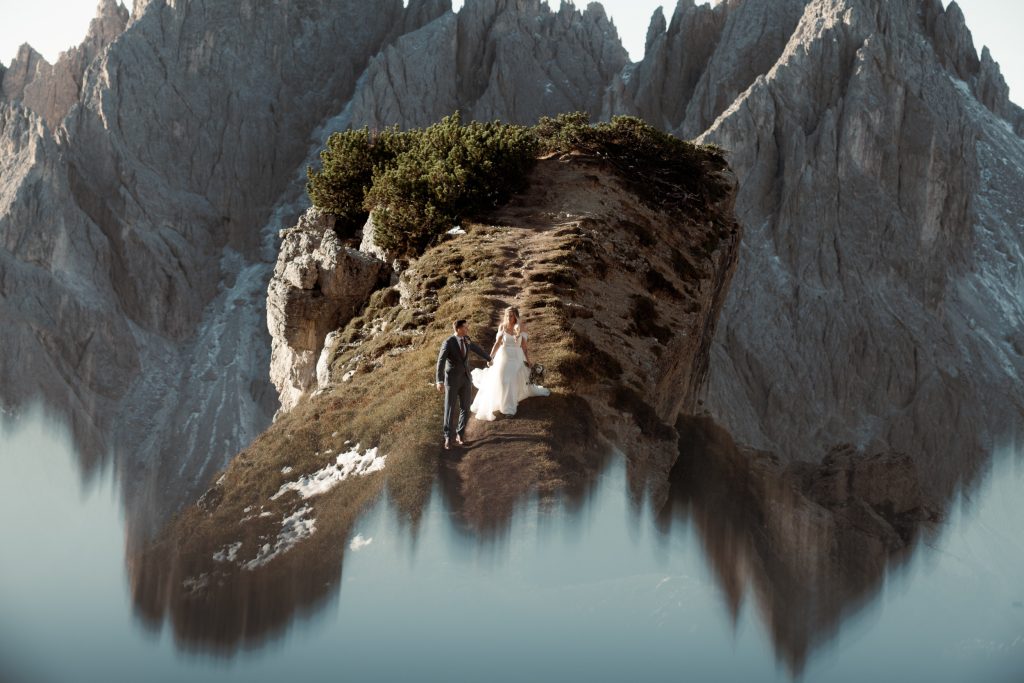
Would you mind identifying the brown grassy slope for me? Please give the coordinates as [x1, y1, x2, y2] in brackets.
[129, 151, 741, 652]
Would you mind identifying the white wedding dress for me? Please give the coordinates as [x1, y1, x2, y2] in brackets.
[470, 329, 550, 420]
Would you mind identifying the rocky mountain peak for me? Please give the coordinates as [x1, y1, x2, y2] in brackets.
[346, 0, 628, 128]
[1, 43, 47, 104]
[0, 1, 128, 127]
[644, 6, 666, 54]
[603, 0, 807, 136]
[87, 0, 131, 49]
[923, 0, 978, 78]
[922, 0, 1024, 132]
[398, 0, 452, 35]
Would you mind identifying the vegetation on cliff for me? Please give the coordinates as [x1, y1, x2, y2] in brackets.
[307, 112, 536, 254]
[137, 122, 742, 650]
[306, 112, 731, 255]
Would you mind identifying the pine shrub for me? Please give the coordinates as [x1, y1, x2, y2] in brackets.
[364, 113, 537, 254]
[305, 125, 412, 237]
[534, 112, 731, 216]
[306, 111, 728, 256]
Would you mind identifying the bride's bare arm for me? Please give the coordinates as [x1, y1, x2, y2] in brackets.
[521, 338, 531, 366]
[487, 328, 503, 362]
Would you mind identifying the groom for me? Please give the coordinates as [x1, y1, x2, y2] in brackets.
[435, 319, 492, 449]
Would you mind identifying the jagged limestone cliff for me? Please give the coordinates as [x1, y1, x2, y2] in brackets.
[346, 0, 629, 128]
[2, 0, 1023, 628]
[684, 0, 1024, 502]
[0, 0, 449, 537]
[3, 0, 1006, 668]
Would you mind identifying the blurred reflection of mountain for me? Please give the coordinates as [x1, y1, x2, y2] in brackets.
[126, 396, 608, 653]
[659, 415, 944, 675]
[434, 397, 610, 540]
[127, 471, 369, 655]
[125, 408, 1001, 670]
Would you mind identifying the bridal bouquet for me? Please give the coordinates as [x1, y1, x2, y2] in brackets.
[528, 363, 545, 386]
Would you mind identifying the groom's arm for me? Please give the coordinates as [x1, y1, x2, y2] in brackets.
[468, 340, 492, 363]
[436, 339, 449, 385]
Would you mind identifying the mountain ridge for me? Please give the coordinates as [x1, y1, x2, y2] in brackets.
[1, 0, 1021, 534]
[131, 139, 744, 652]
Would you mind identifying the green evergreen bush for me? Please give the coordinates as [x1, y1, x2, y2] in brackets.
[305, 125, 412, 237]
[364, 113, 537, 255]
[534, 112, 731, 215]
[306, 111, 728, 256]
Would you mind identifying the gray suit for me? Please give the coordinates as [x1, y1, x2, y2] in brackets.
[436, 334, 491, 439]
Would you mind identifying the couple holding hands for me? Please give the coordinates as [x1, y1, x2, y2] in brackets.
[435, 306, 549, 449]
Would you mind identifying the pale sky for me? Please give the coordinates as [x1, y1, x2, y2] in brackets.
[0, 0, 1020, 101]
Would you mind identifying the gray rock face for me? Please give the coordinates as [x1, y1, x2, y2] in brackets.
[0, 0, 443, 533]
[346, 0, 629, 128]
[357, 212, 398, 267]
[603, 1, 724, 130]
[604, 0, 807, 137]
[2, 44, 47, 105]
[0, 99, 139, 460]
[267, 208, 382, 414]
[685, 0, 1024, 500]
[1, 0, 129, 127]
[3, 0, 1023, 535]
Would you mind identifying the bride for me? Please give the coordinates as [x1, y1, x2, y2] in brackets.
[470, 306, 550, 420]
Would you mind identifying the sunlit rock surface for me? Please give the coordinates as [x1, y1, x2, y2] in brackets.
[2, 0, 1022, 562]
[688, 0, 1024, 501]
[267, 208, 383, 415]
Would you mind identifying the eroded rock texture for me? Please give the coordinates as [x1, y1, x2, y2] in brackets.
[603, 0, 807, 137]
[2, 0, 129, 127]
[689, 0, 1024, 501]
[2, 0, 1022, 538]
[345, 0, 629, 128]
[267, 209, 382, 414]
[0, 0, 440, 534]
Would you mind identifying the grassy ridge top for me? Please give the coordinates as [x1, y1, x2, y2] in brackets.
[306, 111, 730, 256]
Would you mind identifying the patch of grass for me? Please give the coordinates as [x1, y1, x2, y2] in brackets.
[620, 218, 656, 247]
[533, 112, 732, 218]
[526, 267, 578, 288]
[548, 329, 624, 387]
[670, 246, 702, 281]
